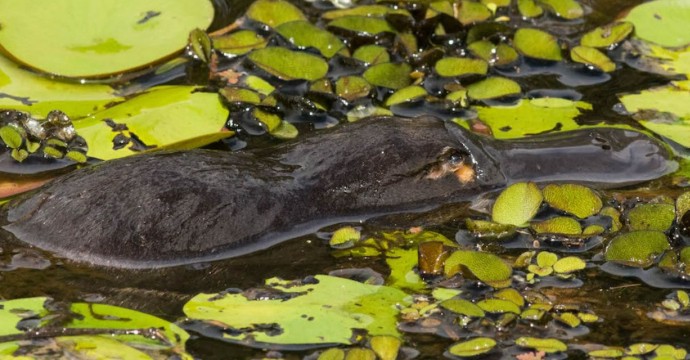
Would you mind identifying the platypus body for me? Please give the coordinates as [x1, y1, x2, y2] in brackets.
[1, 116, 675, 268]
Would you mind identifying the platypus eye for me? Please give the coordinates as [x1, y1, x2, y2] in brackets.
[440, 147, 471, 167]
[419, 147, 476, 183]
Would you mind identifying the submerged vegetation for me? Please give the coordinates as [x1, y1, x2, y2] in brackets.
[0, 0, 689, 358]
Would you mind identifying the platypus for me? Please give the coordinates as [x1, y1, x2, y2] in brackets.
[1, 116, 676, 268]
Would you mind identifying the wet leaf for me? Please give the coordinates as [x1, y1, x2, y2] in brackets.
[473, 98, 592, 139]
[246, 0, 306, 28]
[353, 45, 390, 65]
[553, 256, 586, 274]
[677, 191, 690, 221]
[589, 348, 625, 358]
[517, 0, 544, 18]
[319, 348, 346, 360]
[346, 348, 376, 360]
[330, 226, 361, 249]
[536, 251, 558, 268]
[0, 0, 214, 78]
[468, 41, 518, 66]
[514, 28, 562, 61]
[328, 16, 396, 36]
[457, 1, 492, 25]
[492, 182, 543, 226]
[336, 76, 373, 102]
[571, 46, 616, 72]
[626, 203, 675, 231]
[214, 30, 267, 56]
[531, 217, 582, 235]
[248, 47, 329, 81]
[0, 125, 23, 149]
[321, 5, 410, 20]
[554, 312, 581, 328]
[219, 87, 261, 104]
[444, 250, 513, 288]
[362, 63, 412, 90]
[75, 86, 231, 160]
[580, 22, 634, 48]
[542, 184, 602, 219]
[189, 28, 212, 64]
[536, 0, 583, 19]
[467, 77, 521, 100]
[385, 85, 427, 106]
[604, 230, 670, 268]
[624, 0, 690, 48]
[183, 275, 409, 346]
[626, 343, 659, 355]
[447, 337, 496, 357]
[515, 337, 567, 353]
[465, 219, 517, 240]
[494, 288, 525, 307]
[245, 75, 275, 95]
[434, 57, 488, 77]
[600, 206, 623, 232]
[276, 21, 346, 58]
[370, 335, 401, 360]
[477, 299, 521, 314]
[440, 298, 485, 317]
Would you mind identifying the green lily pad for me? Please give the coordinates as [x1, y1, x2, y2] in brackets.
[626, 203, 676, 231]
[440, 298, 486, 317]
[248, 47, 329, 81]
[370, 336, 401, 360]
[468, 41, 519, 66]
[447, 337, 496, 357]
[624, 0, 690, 48]
[536, 251, 558, 268]
[183, 275, 409, 346]
[531, 217, 582, 235]
[321, 5, 410, 20]
[467, 77, 521, 100]
[536, 0, 583, 19]
[353, 45, 390, 65]
[494, 288, 525, 307]
[553, 256, 586, 274]
[542, 184, 602, 219]
[601, 206, 623, 232]
[626, 343, 659, 355]
[513, 28, 563, 61]
[385, 85, 427, 106]
[492, 182, 543, 226]
[276, 21, 346, 58]
[465, 219, 517, 240]
[0, 0, 214, 78]
[477, 299, 521, 314]
[213, 30, 268, 56]
[515, 337, 568, 353]
[473, 98, 592, 139]
[571, 46, 616, 72]
[328, 16, 396, 36]
[517, 0, 544, 18]
[604, 230, 670, 268]
[580, 22, 634, 48]
[457, 1, 492, 25]
[435, 57, 488, 77]
[75, 86, 231, 160]
[246, 0, 306, 28]
[219, 87, 261, 104]
[336, 76, 373, 102]
[444, 250, 513, 288]
[362, 63, 412, 90]
[589, 348, 626, 358]
[554, 312, 581, 328]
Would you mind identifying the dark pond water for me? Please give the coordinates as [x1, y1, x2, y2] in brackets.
[1, 0, 690, 358]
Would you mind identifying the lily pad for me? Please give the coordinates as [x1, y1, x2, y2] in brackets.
[75, 86, 231, 160]
[466, 77, 521, 100]
[571, 46, 616, 72]
[328, 16, 396, 36]
[604, 230, 670, 268]
[330, 226, 361, 248]
[276, 21, 346, 58]
[447, 337, 496, 357]
[677, 191, 690, 221]
[213, 30, 268, 57]
[336, 76, 373, 102]
[246, 0, 306, 28]
[434, 57, 488, 77]
[468, 41, 518, 66]
[362, 63, 412, 90]
[580, 22, 634, 48]
[477, 299, 521, 314]
[531, 217, 582, 235]
[0, 0, 214, 78]
[515, 337, 567, 353]
[517, 0, 544, 18]
[536, 0, 583, 20]
[553, 256, 586, 274]
[542, 184, 602, 219]
[385, 85, 427, 106]
[457, 1, 492, 25]
[370, 336, 401, 360]
[353, 45, 390, 65]
[624, 0, 690, 48]
[183, 275, 409, 346]
[627, 203, 676, 231]
[248, 47, 329, 81]
[513, 28, 563, 61]
[492, 182, 543, 226]
[440, 298, 486, 318]
[444, 250, 513, 288]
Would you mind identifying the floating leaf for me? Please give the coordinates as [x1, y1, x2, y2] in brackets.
[447, 337, 496, 357]
[183, 275, 409, 346]
[0, 125, 24, 149]
[385, 86, 427, 106]
[363, 63, 412, 90]
[213, 30, 267, 56]
[0, 0, 214, 78]
[514, 28, 562, 61]
[580, 22, 634, 48]
[677, 191, 690, 221]
[75, 86, 231, 161]
[467, 41, 518, 66]
[494, 288, 524, 307]
[571, 46, 616, 72]
[626, 343, 659, 356]
[531, 217, 582, 235]
[336, 76, 373, 102]
[515, 337, 567, 353]
[624, 0, 690, 48]
[370, 336, 401, 360]
[492, 182, 543, 226]
[276, 21, 346, 58]
[517, 0, 544, 18]
[542, 184, 602, 219]
[457, 1, 492, 25]
[467, 77, 521, 100]
[536, 0, 583, 19]
[626, 203, 675, 231]
[440, 298, 485, 318]
[601, 206, 623, 232]
[604, 230, 670, 268]
[353, 45, 390, 65]
[554, 312, 581, 328]
[321, 5, 410, 20]
[319, 348, 346, 360]
[434, 57, 488, 77]
[465, 219, 517, 240]
[473, 98, 592, 139]
[219, 87, 261, 104]
[477, 299, 521, 314]
[248, 47, 329, 81]
[537, 251, 558, 268]
[328, 16, 396, 36]
[330, 226, 361, 248]
[553, 256, 586, 274]
[589, 348, 625, 358]
[444, 250, 512, 288]
[246, 0, 306, 28]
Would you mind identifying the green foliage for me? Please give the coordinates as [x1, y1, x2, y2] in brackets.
[542, 184, 603, 219]
[492, 182, 543, 226]
[605, 231, 670, 268]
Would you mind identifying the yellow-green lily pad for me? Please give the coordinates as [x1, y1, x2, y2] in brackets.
[531, 217, 582, 235]
[536, 0, 583, 20]
[542, 184, 602, 219]
[492, 182, 543, 226]
[328, 16, 396, 36]
[580, 22, 634, 48]
[213, 30, 268, 57]
[515, 337, 568, 353]
[553, 256, 586, 274]
[440, 298, 485, 318]
[363, 63, 412, 90]
[624, 0, 690, 48]
[467, 77, 521, 100]
[245, 0, 306, 28]
[571, 46, 616, 72]
[276, 21, 346, 58]
[434, 57, 488, 77]
[627, 203, 676, 231]
[514, 28, 562, 61]
[247, 47, 329, 81]
[468, 41, 518, 66]
[336, 76, 373, 102]
[447, 337, 496, 357]
[444, 250, 513, 288]
[353, 45, 390, 65]
[517, 0, 544, 18]
[604, 230, 670, 268]
[385, 85, 427, 106]
[457, 0, 492, 25]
